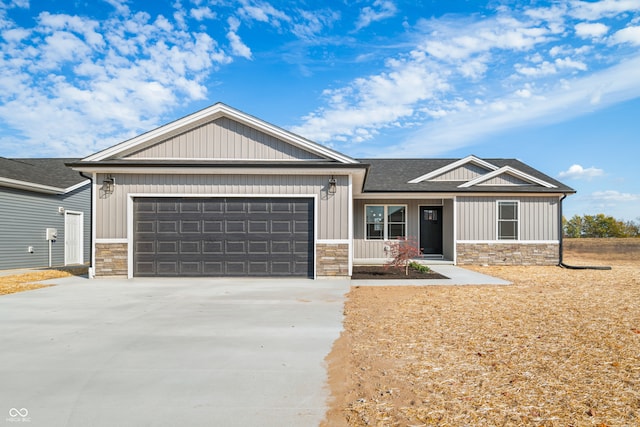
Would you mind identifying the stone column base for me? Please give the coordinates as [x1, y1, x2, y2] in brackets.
[316, 243, 350, 277]
[95, 243, 128, 277]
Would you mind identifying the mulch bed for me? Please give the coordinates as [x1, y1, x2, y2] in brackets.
[352, 265, 448, 280]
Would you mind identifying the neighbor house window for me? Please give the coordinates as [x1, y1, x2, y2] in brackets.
[365, 205, 406, 240]
[497, 201, 519, 240]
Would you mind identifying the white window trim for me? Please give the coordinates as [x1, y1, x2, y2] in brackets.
[496, 200, 520, 241]
[364, 204, 408, 241]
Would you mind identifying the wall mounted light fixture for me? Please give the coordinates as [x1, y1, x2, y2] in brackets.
[328, 176, 337, 194]
[102, 175, 115, 195]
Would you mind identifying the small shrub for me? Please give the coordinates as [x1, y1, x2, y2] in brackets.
[409, 261, 431, 273]
[385, 237, 422, 275]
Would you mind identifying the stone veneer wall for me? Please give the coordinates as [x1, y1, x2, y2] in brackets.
[456, 242, 559, 266]
[95, 243, 128, 277]
[316, 243, 350, 277]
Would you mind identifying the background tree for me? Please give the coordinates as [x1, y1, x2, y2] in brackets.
[563, 214, 640, 238]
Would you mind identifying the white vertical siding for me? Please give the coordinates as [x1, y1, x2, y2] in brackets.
[127, 117, 324, 160]
[95, 173, 349, 241]
[433, 164, 489, 181]
[456, 196, 559, 241]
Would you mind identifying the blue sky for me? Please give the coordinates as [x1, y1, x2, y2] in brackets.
[1, 0, 639, 221]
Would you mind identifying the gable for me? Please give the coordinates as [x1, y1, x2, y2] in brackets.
[477, 173, 531, 186]
[125, 117, 324, 161]
[407, 155, 498, 184]
[83, 103, 358, 164]
[458, 166, 557, 189]
[431, 163, 493, 181]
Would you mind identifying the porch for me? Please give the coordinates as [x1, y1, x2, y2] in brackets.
[353, 198, 455, 265]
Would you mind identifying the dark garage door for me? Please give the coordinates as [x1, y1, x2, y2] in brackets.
[133, 197, 314, 277]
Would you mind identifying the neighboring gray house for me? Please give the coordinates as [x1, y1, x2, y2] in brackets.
[0, 158, 90, 270]
[69, 103, 575, 279]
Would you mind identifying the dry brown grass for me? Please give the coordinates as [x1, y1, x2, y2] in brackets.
[0, 268, 85, 295]
[324, 239, 640, 427]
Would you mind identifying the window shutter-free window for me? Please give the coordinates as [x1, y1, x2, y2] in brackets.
[365, 205, 407, 240]
[498, 201, 518, 240]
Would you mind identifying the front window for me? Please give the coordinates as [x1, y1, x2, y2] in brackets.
[498, 201, 518, 240]
[365, 205, 406, 240]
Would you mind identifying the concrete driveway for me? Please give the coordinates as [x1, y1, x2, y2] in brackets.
[0, 276, 349, 427]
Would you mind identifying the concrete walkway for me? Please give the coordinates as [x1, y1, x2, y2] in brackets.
[351, 264, 511, 286]
[0, 276, 349, 427]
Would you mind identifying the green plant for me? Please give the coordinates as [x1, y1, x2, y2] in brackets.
[385, 237, 422, 275]
[409, 261, 431, 273]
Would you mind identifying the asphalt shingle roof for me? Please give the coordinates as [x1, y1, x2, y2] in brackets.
[357, 158, 575, 193]
[0, 157, 86, 190]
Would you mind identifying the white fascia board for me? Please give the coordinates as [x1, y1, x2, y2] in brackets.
[69, 165, 367, 176]
[407, 155, 498, 184]
[353, 193, 458, 199]
[83, 103, 359, 164]
[0, 177, 65, 194]
[63, 180, 91, 193]
[458, 166, 557, 188]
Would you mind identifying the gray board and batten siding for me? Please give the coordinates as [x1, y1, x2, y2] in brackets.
[456, 196, 560, 241]
[126, 117, 325, 161]
[0, 185, 90, 270]
[95, 173, 350, 242]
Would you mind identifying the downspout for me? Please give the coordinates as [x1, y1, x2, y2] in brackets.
[79, 172, 93, 274]
[557, 193, 612, 271]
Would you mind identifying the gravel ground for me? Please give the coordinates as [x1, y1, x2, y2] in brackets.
[324, 239, 640, 427]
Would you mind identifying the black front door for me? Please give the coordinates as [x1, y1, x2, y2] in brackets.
[420, 206, 443, 255]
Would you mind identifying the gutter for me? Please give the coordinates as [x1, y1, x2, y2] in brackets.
[557, 193, 612, 271]
[79, 171, 93, 274]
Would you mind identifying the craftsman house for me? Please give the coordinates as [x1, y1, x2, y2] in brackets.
[69, 103, 575, 279]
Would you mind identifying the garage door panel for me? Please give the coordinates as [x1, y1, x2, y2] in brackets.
[203, 241, 223, 254]
[271, 221, 292, 233]
[203, 220, 223, 233]
[180, 261, 201, 274]
[134, 197, 313, 277]
[248, 220, 268, 233]
[158, 221, 178, 233]
[248, 241, 268, 253]
[158, 262, 178, 274]
[180, 241, 200, 254]
[226, 221, 246, 233]
[180, 221, 201, 233]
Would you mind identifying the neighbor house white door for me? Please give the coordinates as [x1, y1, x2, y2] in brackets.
[65, 211, 83, 265]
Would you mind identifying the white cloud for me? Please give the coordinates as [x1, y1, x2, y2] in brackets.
[238, 1, 290, 26]
[291, 2, 640, 156]
[612, 26, 640, 45]
[555, 56, 587, 71]
[190, 6, 215, 21]
[0, 5, 232, 157]
[559, 164, 604, 179]
[569, 0, 640, 21]
[516, 60, 557, 76]
[575, 22, 609, 38]
[291, 9, 340, 40]
[226, 16, 252, 59]
[290, 61, 448, 142]
[355, 0, 397, 31]
[591, 190, 640, 202]
[394, 54, 640, 156]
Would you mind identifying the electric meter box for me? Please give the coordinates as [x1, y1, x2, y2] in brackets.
[46, 228, 58, 240]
